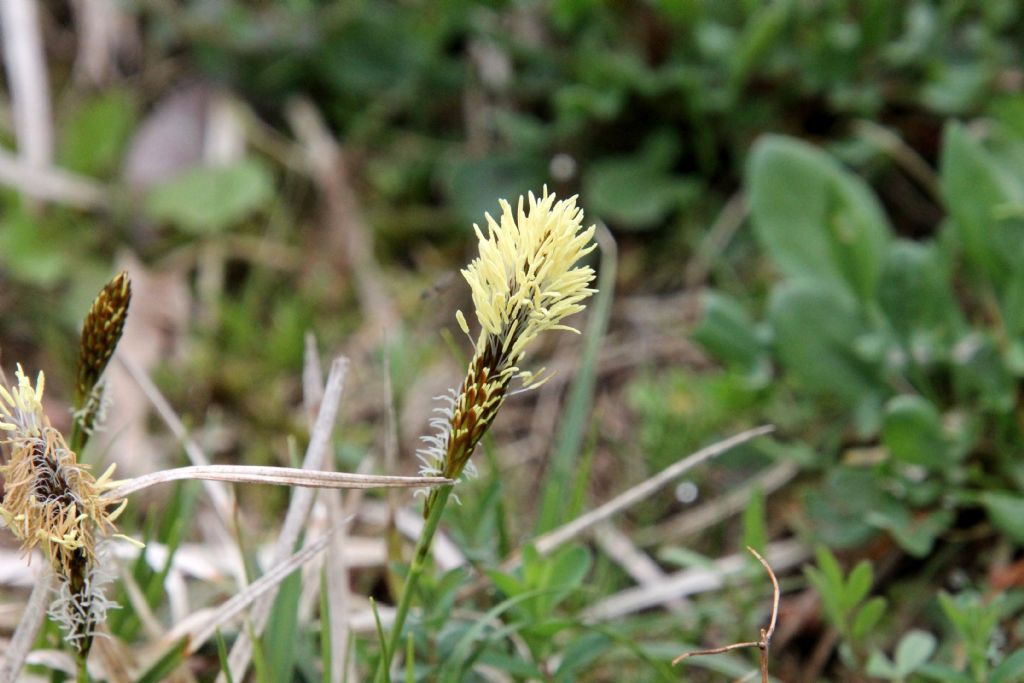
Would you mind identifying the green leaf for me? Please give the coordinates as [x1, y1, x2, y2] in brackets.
[264, 564, 303, 682]
[981, 492, 1024, 544]
[877, 240, 959, 338]
[485, 570, 525, 600]
[768, 281, 881, 403]
[0, 203, 69, 287]
[742, 487, 767, 553]
[475, 648, 547, 679]
[992, 648, 1024, 683]
[866, 650, 899, 679]
[852, 597, 888, 641]
[748, 134, 892, 302]
[554, 633, 611, 679]
[804, 467, 889, 549]
[548, 545, 592, 591]
[952, 333, 1016, 413]
[845, 560, 874, 611]
[866, 507, 954, 557]
[940, 122, 1024, 287]
[137, 636, 189, 683]
[893, 629, 937, 676]
[694, 291, 766, 374]
[215, 630, 235, 683]
[441, 153, 546, 226]
[60, 89, 136, 176]
[436, 588, 557, 683]
[728, 1, 789, 91]
[583, 155, 700, 230]
[1003, 267, 1024, 342]
[882, 395, 952, 468]
[146, 159, 275, 233]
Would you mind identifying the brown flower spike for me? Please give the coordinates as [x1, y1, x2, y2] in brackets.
[74, 270, 131, 442]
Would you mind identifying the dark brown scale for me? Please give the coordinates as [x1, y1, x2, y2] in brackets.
[67, 547, 95, 656]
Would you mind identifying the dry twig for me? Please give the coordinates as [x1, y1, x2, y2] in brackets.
[672, 546, 781, 683]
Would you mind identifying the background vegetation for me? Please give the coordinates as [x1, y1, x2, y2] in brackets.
[3, 1, 1024, 681]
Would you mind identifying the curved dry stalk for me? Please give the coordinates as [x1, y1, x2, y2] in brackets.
[584, 539, 804, 622]
[672, 546, 782, 683]
[104, 465, 452, 499]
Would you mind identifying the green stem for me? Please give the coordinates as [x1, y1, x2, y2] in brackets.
[76, 654, 89, 683]
[373, 485, 453, 683]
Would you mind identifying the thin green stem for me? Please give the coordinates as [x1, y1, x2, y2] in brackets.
[373, 485, 453, 683]
[77, 654, 89, 683]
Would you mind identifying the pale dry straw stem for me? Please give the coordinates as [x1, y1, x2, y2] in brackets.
[304, 339, 357, 683]
[302, 332, 325, 425]
[287, 99, 400, 338]
[0, 568, 55, 683]
[117, 356, 235, 530]
[104, 465, 448, 498]
[0, 149, 107, 208]
[0, 0, 53, 169]
[187, 531, 335, 651]
[222, 358, 348, 682]
[593, 522, 687, 614]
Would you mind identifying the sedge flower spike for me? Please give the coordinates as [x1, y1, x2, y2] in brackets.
[418, 189, 597, 515]
[0, 366, 126, 656]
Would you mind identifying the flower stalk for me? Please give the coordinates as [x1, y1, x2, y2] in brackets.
[375, 189, 596, 681]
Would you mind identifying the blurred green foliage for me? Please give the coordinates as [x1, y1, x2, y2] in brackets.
[6, 0, 1024, 680]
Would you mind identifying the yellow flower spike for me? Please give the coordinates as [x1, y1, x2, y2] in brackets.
[418, 188, 597, 516]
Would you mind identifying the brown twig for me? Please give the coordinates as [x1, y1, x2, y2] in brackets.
[673, 546, 781, 683]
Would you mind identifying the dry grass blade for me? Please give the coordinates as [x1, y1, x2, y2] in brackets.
[104, 465, 450, 499]
[0, 149, 106, 207]
[672, 547, 782, 683]
[0, 568, 54, 683]
[637, 460, 799, 546]
[222, 357, 348, 681]
[502, 425, 774, 571]
[583, 539, 805, 621]
[0, 0, 53, 168]
[287, 98, 400, 338]
[117, 356, 235, 529]
[593, 522, 686, 615]
[187, 531, 335, 650]
[302, 332, 325, 425]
